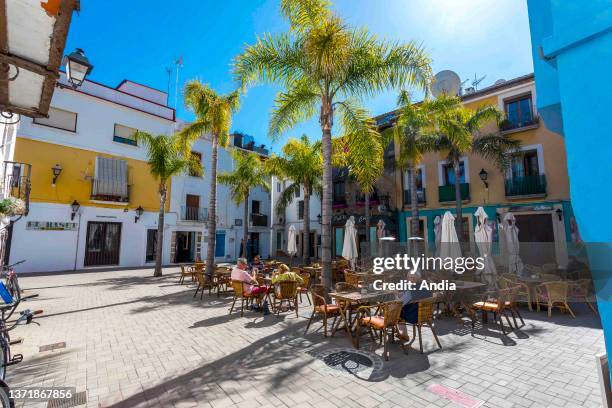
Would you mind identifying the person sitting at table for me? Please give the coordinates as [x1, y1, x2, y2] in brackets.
[250, 254, 265, 272]
[397, 274, 432, 340]
[231, 257, 269, 297]
[271, 264, 304, 285]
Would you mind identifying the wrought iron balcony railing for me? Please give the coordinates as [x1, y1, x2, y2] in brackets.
[403, 188, 426, 205]
[181, 206, 208, 222]
[1, 161, 31, 214]
[90, 179, 130, 203]
[250, 213, 268, 227]
[438, 183, 470, 202]
[505, 174, 547, 197]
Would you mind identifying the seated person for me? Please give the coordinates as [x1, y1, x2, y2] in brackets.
[271, 264, 304, 285]
[397, 274, 432, 340]
[231, 257, 268, 296]
[250, 254, 265, 271]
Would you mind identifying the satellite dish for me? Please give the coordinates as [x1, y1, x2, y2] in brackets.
[432, 70, 461, 97]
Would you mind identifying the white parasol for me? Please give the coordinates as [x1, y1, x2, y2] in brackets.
[501, 212, 524, 275]
[342, 216, 359, 269]
[440, 211, 462, 272]
[474, 207, 498, 290]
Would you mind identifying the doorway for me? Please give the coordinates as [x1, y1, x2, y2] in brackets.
[300, 231, 316, 258]
[514, 213, 556, 265]
[249, 232, 260, 259]
[84, 222, 122, 266]
[175, 231, 196, 263]
[146, 229, 157, 263]
[185, 194, 200, 221]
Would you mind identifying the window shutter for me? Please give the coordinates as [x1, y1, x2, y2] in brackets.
[93, 157, 128, 199]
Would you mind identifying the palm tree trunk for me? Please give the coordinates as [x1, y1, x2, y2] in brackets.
[454, 160, 463, 242]
[320, 98, 333, 289]
[303, 186, 311, 265]
[364, 192, 371, 266]
[410, 165, 419, 237]
[154, 182, 166, 277]
[205, 136, 218, 277]
[243, 192, 249, 260]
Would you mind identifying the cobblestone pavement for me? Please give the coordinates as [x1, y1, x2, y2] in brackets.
[5, 268, 605, 408]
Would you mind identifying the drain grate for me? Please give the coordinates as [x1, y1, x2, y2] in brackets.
[46, 391, 86, 408]
[39, 342, 66, 352]
[45, 391, 86, 408]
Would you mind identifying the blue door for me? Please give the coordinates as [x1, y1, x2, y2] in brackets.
[215, 232, 226, 257]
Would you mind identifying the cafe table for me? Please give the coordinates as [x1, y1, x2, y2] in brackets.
[329, 290, 397, 347]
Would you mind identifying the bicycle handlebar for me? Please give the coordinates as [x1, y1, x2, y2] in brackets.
[2, 260, 25, 270]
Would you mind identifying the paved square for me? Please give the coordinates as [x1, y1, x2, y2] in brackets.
[6, 268, 605, 407]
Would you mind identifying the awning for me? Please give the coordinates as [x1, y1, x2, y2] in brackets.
[0, 0, 79, 119]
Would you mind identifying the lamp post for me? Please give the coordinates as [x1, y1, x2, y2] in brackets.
[51, 163, 62, 185]
[135, 206, 144, 223]
[70, 200, 80, 221]
[60, 48, 93, 89]
[479, 168, 489, 189]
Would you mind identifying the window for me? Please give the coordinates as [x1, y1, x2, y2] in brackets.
[277, 182, 281, 192]
[189, 152, 202, 177]
[113, 124, 138, 146]
[298, 200, 304, 220]
[33, 107, 77, 132]
[295, 187, 301, 198]
[504, 94, 534, 129]
[510, 150, 539, 179]
[333, 181, 346, 204]
[443, 162, 465, 185]
[403, 168, 424, 190]
[91, 156, 129, 202]
[251, 200, 261, 214]
[276, 231, 282, 250]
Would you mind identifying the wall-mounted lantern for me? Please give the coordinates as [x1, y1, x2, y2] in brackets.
[63, 48, 93, 88]
[52, 163, 62, 185]
[555, 208, 563, 221]
[135, 206, 144, 223]
[479, 168, 489, 189]
[70, 200, 80, 221]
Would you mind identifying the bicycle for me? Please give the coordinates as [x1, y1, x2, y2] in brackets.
[0, 261, 25, 302]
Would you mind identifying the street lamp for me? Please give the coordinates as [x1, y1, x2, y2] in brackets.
[135, 206, 144, 223]
[70, 200, 80, 221]
[62, 48, 93, 88]
[51, 163, 62, 185]
[479, 168, 489, 189]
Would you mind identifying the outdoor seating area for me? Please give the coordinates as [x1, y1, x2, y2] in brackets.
[8, 266, 604, 407]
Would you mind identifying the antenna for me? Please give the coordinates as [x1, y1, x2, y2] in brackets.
[165, 66, 172, 105]
[173, 56, 183, 130]
[472, 74, 486, 91]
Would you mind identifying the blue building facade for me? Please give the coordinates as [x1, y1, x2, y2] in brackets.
[527, 0, 612, 358]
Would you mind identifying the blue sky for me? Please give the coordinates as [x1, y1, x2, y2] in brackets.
[65, 0, 533, 152]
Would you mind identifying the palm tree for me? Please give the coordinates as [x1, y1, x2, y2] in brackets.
[421, 95, 521, 240]
[218, 150, 270, 260]
[266, 135, 322, 264]
[389, 91, 457, 238]
[134, 131, 200, 277]
[179, 81, 240, 277]
[234, 0, 431, 287]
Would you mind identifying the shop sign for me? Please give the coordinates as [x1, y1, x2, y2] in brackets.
[26, 221, 78, 231]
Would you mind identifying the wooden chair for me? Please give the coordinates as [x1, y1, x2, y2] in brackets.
[569, 279, 598, 314]
[179, 264, 195, 285]
[536, 281, 575, 318]
[229, 280, 255, 317]
[273, 280, 298, 317]
[304, 284, 340, 337]
[214, 266, 231, 295]
[297, 272, 311, 305]
[499, 276, 533, 311]
[193, 271, 217, 299]
[335, 282, 357, 292]
[471, 288, 516, 335]
[356, 300, 404, 360]
[405, 299, 442, 354]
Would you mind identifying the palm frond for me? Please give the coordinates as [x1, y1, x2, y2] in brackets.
[276, 182, 301, 213]
[280, 0, 331, 32]
[269, 81, 319, 139]
[472, 133, 521, 171]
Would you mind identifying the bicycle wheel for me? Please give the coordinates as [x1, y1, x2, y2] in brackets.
[0, 380, 14, 408]
[0, 335, 8, 381]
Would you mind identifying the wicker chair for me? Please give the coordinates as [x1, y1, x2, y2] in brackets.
[215, 266, 231, 295]
[305, 284, 340, 337]
[344, 271, 361, 286]
[536, 281, 575, 318]
[229, 280, 256, 317]
[297, 272, 311, 305]
[471, 288, 516, 335]
[569, 279, 598, 314]
[499, 276, 533, 311]
[356, 300, 404, 360]
[404, 299, 442, 354]
[179, 264, 195, 285]
[273, 280, 299, 317]
[193, 271, 217, 299]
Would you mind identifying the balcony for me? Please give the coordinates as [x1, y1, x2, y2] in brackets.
[355, 193, 380, 206]
[90, 180, 130, 203]
[505, 174, 547, 198]
[181, 206, 208, 222]
[403, 188, 426, 206]
[1, 161, 31, 216]
[438, 183, 470, 203]
[250, 213, 268, 227]
[500, 115, 540, 134]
